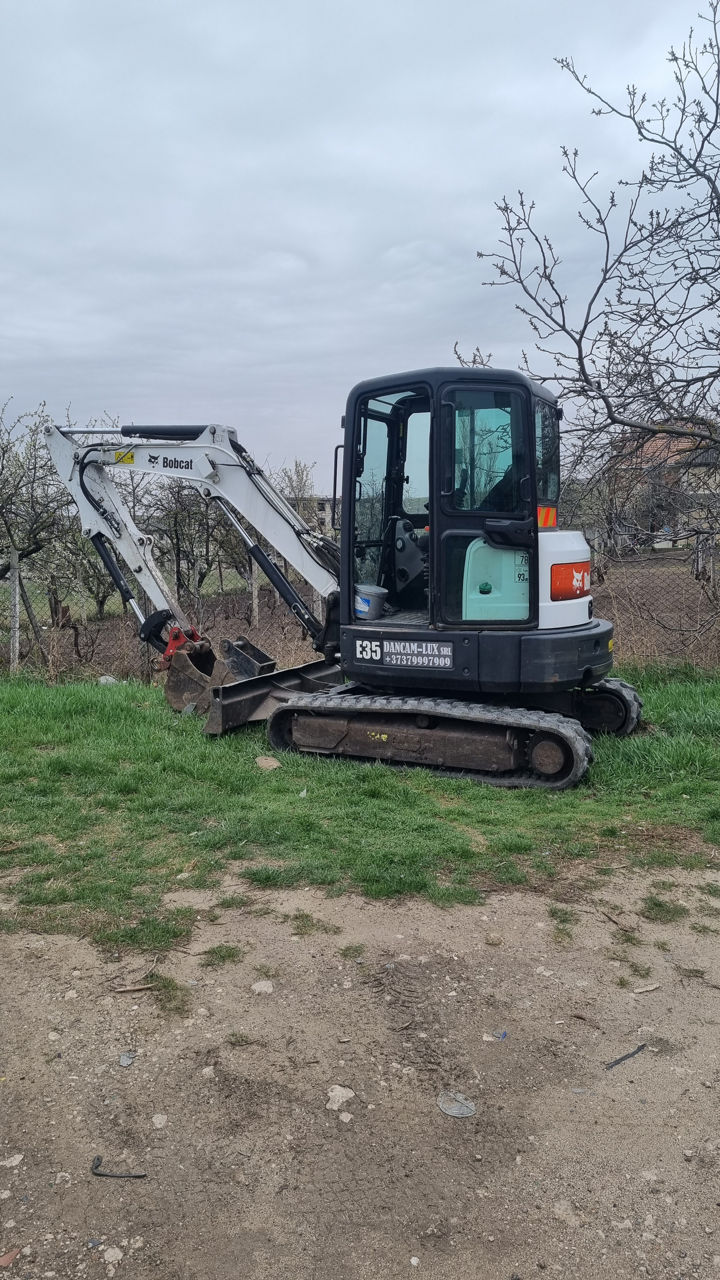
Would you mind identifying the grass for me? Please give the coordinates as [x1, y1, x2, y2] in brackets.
[339, 943, 366, 960]
[147, 973, 191, 1017]
[548, 902, 577, 944]
[200, 943, 246, 967]
[639, 894, 690, 924]
[0, 666, 719, 945]
[226, 1031, 261, 1048]
[217, 894, 253, 909]
[284, 910, 341, 936]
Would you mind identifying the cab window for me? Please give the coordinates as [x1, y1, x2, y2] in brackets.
[445, 389, 527, 513]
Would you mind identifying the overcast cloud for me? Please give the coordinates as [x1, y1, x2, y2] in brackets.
[1, 0, 694, 485]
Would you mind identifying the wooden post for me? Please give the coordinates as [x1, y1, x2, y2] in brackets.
[9, 548, 20, 674]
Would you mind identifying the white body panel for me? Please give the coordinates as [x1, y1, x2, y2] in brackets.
[538, 529, 593, 630]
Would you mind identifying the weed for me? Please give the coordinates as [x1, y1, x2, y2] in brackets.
[226, 1031, 261, 1048]
[654, 939, 671, 952]
[200, 944, 245, 968]
[697, 882, 720, 898]
[339, 943, 366, 961]
[147, 973, 191, 1017]
[617, 975, 630, 989]
[217, 894, 253, 909]
[552, 923, 574, 945]
[548, 904, 577, 926]
[691, 921, 719, 936]
[629, 961, 652, 979]
[639, 895, 690, 924]
[254, 963, 280, 979]
[94, 909, 195, 951]
[285, 910, 341, 937]
[675, 964, 706, 979]
[611, 927, 643, 947]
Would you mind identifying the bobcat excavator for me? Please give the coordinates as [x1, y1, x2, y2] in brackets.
[46, 366, 641, 789]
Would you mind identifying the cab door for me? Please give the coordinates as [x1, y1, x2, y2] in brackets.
[432, 383, 538, 627]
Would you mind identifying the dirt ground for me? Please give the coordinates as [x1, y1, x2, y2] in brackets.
[3, 872, 720, 1280]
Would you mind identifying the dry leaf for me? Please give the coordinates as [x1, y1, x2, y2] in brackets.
[0, 1248, 21, 1268]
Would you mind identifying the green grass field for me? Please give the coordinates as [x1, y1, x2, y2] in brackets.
[1, 666, 719, 948]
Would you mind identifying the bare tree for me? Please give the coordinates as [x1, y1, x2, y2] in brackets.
[466, 2, 720, 463]
[0, 404, 65, 580]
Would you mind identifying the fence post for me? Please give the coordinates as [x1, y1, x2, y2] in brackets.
[9, 548, 20, 674]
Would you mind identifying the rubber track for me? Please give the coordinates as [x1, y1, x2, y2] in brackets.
[267, 693, 593, 790]
[592, 678, 643, 737]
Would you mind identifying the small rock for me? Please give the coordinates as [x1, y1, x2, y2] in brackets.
[151, 1114, 167, 1130]
[129, 1237, 144, 1251]
[437, 1091, 476, 1118]
[633, 983, 660, 995]
[175, 872, 191, 881]
[326, 1085, 355, 1111]
[255, 755, 281, 770]
[103, 1247, 123, 1264]
[47, 1032, 60, 1042]
[119, 1052, 135, 1068]
[339, 1111, 353, 1123]
[0, 1191, 10, 1200]
[64, 989, 78, 1000]
[0, 1154, 23, 1169]
[485, 934, 503, 947]
[98, 675, 118, 685]
[553, 1199, 582, 1227]
[683, 1150, 694, 1161]
[201, 1065, 215, 1080]
[410, 1259, 420, 1268]
[251, 980, 273, 995]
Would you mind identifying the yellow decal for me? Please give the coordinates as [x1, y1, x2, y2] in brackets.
[608, 639, 614, 651]
[114, 449, 135, 464]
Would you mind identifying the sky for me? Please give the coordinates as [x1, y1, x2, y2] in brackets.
[1, 0, 698, 487]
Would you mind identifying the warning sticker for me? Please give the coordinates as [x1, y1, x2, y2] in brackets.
[114, 449, 135, 464]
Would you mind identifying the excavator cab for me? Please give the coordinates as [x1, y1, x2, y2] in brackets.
[344, 369, 560, 630]
[339, 367, 613, 699]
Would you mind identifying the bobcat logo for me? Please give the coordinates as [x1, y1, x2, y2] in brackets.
[148, 454, 160, 466]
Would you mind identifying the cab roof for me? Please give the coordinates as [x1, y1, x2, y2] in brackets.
[346, 366, 556, 404]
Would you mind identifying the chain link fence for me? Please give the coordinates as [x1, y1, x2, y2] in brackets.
[0, 564, 316, 681]
[2, 536, 719, 679]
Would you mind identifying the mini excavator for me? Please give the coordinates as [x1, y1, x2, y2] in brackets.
[46, 367, 641, 789]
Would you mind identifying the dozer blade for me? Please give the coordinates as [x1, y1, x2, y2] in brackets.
[203, 659, 344, 735]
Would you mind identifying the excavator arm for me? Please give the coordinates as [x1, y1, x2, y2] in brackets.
[45, 421, 344, 726]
